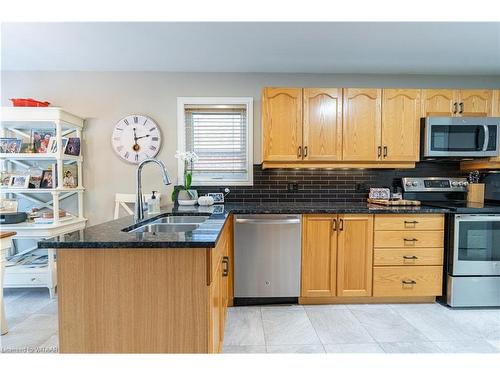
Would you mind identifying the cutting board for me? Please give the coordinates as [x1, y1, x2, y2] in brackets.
[367, 198, 421, 206]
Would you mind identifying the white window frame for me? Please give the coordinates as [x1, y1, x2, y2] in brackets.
[177, 97, 254, 186]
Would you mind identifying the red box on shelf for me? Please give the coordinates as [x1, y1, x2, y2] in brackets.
[10, 98, 50, 107]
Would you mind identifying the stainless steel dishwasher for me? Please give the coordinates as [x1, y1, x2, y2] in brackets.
[234, 214, 301, 305]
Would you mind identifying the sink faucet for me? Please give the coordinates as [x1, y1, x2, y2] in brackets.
[135, 158, 172, 223]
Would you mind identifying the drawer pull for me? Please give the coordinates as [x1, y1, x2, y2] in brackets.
[403, 255, 419, 260]
[402, 279, 417, 285]
[404, 220, 419, 227]
[404, 238, 418, 242]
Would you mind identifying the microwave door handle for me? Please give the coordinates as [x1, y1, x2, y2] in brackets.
[482, 125, 489, 151]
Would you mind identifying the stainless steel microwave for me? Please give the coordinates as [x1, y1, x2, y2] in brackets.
[422, 117, 500, 158]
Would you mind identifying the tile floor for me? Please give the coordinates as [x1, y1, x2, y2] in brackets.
[1, 288, 500, 354]
[221, 303, 500, 353]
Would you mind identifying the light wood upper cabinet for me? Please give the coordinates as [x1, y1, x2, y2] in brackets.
[336, 214, 374, 297]
[342, 88, 382, 161]
[494, 90, 500, 116]
[458, 89, 492, 116]
[422, 89, 493, 117]
[262, 88, 303, 161]
[422, 89, 457, 116]
[301, 215, 337, 297]
[303, 88, 343, 161]
[381, 89, 421, 161]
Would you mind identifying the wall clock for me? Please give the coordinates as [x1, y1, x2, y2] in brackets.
[111, 114, 162, 164]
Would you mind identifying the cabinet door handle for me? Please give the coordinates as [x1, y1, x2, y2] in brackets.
[332, 218, 337, 231]
[303, 146, 308, 157]
[338, 218, 344, 231]
[459, 102, 464, 114]
[222, 256, 229, 277]
[377, 146, 382, 158]
[403, 255, 419, 260]
[383, 146, 388, 158]
[402, 279, 417, 285]
[453, 102, 458, 114]
[297, 146, 302, 158]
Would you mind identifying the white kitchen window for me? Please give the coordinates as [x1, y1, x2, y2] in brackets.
[177, 97, 253, 186]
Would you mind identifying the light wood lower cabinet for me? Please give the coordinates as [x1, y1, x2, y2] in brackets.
[373, 248, 444, 266]
[208, 217, 232, 353]
[373, 266, 443, 297]
[337, 215, 374, 297]
[58, 216, 233, 354]
[373, 214, 444, 299]
[301, 213, 445, 304]
[301, 215, 337, 297]
[374, 213, 444, 231]
[301, 214, 373, 298]
[374, 230, 444, 248]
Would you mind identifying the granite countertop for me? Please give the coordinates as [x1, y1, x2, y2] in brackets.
[38, 202, 450, 249]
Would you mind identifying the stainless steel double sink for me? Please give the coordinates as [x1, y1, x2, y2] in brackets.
[126, 215, 210, 233]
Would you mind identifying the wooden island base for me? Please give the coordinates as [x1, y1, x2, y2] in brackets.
[57, 218, 233, 353]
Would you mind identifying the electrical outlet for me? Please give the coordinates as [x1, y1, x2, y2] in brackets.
[287, 182, 299, 192]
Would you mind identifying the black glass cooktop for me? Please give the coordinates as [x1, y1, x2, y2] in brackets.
[423, 200, 500, 213]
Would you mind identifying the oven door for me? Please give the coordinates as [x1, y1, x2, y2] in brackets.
[424, 117, 499, 157]
[452, 214, 500, 276]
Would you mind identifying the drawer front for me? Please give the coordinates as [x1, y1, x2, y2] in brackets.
[374, 248, 444, 266]
[374, 230, 444, 248]
[4, 272, 49, 286]
[374, 214, 444, 231]
[373, 266, 443, 297]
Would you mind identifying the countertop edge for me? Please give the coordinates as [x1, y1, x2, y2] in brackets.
[37, 205, 452, 249]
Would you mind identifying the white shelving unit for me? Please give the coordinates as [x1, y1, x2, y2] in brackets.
[0, 107, 87, 298]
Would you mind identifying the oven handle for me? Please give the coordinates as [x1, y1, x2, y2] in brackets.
[482, 125, 490, 151]
[455, 215, 500, 222]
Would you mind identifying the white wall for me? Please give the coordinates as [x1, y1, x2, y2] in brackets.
[2, 71, 500, 225]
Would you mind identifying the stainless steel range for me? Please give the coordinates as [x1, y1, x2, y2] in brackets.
[402, 177, 500, 307]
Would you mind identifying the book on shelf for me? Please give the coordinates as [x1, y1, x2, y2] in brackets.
[5, 253, 48, 268]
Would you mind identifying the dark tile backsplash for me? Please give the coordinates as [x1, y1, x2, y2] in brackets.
[194, 161, 462, 204]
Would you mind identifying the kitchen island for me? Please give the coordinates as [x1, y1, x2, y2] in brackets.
[38, 203, 449, 353]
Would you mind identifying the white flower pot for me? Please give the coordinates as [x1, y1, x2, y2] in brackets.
[177, 189, 198, 205]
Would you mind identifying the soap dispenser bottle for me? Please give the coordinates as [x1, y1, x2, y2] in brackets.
[147, 191, 160, 214]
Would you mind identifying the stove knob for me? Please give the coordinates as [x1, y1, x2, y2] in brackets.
[405, 181, 412, 187]
[412, 181, 418, 187]
[452, 181, 459, 187]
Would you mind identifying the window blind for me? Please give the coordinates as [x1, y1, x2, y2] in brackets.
[185, 105, 249, 182]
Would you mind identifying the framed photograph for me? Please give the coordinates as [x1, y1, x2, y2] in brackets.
[64, 137, 81, 156]
[207, 192, 224, 203]
[8, 174, 30, 189]
[31, 129, 55, 153]
[0, 138, 22, 153]
[29, 175, 43, 189]
[47, 137, 68, 154]
[40, 170, 54, 189]
[62, 164, 78, 188]
[0, 172, 11, 187]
